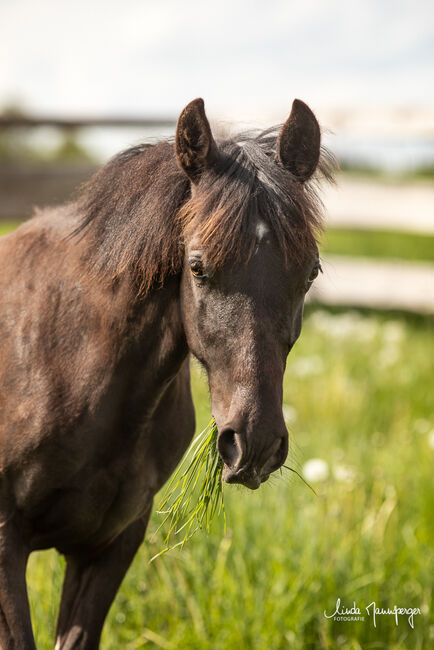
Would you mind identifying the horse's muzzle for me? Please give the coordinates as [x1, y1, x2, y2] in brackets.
[217, 427, 288, 490]
[222, 464, 262, 490]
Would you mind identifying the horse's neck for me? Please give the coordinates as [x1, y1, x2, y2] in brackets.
[141, 277, 188, 379]
[112, 273, 189, 395]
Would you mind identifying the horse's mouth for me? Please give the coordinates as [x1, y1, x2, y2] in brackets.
[222, 465, 270, 490]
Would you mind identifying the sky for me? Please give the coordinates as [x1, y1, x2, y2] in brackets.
[0, 0, 433, 123]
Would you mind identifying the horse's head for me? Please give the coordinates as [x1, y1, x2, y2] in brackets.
[176, 98, 324, 489]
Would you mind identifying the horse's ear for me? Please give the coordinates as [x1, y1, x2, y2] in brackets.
[175, 98, 218, 182]
[277, 99, 321, 182]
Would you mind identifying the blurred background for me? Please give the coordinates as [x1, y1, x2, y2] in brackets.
[1, 1, 433, 648]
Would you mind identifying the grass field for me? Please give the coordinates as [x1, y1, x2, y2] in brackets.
[0, 220, 19, 237]
[321, 228, 434, 263]
[25, 308, 433, 649]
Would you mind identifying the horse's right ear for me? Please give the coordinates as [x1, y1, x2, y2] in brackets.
[277, 99, 321, 182]
[175, 98, 218, 182]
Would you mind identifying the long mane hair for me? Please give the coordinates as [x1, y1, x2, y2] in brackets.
[75, 128, 335, 294]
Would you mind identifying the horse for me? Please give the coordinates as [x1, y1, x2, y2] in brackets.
[0, 97, 333, 648]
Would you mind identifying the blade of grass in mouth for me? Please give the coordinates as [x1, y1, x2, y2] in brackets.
[151, 420, 225, 561]
[151, 422, 317, 561]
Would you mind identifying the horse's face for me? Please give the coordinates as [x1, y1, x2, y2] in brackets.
[181, 228, 320, 489]
[176, 98, 322, 489]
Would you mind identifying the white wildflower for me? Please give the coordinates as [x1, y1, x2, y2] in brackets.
[302, 458, 329, 482]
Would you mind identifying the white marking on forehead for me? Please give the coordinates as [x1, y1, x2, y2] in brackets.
[255, 220, 269, 242]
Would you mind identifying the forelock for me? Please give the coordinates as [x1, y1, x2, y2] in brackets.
[177, 127, 331, 267]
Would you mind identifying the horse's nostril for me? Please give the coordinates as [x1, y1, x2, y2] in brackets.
[268, 435, 288, 472]
[217, 428, 242, 468]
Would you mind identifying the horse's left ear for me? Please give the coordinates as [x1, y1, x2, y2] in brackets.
[277, 99, 321, 182]
[175, 98, 218, 182]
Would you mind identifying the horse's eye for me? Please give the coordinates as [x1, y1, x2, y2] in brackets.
[190, 261, 205, 278]
[306, 262, 322, 291]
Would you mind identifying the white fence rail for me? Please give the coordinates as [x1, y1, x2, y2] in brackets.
[309, 256, 434, 314]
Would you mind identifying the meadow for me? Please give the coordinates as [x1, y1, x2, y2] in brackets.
[25, 308, 433, 649]
[1, 218, 432, 648]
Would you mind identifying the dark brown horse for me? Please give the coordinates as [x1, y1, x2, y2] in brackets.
[0, 98, 332, 648]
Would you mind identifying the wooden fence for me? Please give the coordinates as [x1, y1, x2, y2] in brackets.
[0, 116, 176, 220]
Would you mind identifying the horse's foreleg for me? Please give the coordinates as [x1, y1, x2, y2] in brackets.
[54, 510, 150, 650]
[0, 520, 36, 649]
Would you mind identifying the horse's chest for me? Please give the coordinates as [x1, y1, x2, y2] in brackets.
[25, 369, 194, 553]
[10, 327, 194, 553]
[28, 437, 157, 553]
